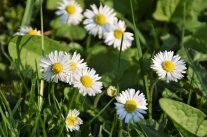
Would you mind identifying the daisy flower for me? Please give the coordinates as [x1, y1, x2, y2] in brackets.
[56, 0, 83, 25]
[83, 4, 116, 38]
[40, 51, 70, 83]
[115, 88, 148, 123]
[104, 19, 134, 51]
[73, 68, 103, 96]
[66, 109, 83, 132]
[15, 26, 41, 36]
[151, 51, 186, 82]
[65, 52, 87, 84]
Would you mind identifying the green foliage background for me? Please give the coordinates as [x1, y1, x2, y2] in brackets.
[0, 0, 207, 136]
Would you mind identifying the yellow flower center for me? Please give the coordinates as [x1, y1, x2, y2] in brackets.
[27, 30, 39, 35]
[52, 63, 63, 74]
[80, 76, 93, 88]
[65, 5, 76, 15]
[125, 100, 137, 112]
[162, 61, 175, 72]
[95, 14, 107, 25]
[67, 116, 77, 126]
[114, 29, 123, 39]
[70, 62, 77, 72]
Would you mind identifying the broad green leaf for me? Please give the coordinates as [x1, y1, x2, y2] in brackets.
[183, 25, 207, 54]
[8, 36, 69, 77]
[159, 98, 207, 136]
[50, 18, 86, 40]
[162, 88, 182, 100]
[153, 0, 207, 32]
[178, 48, 207, 97]
[68, 42, 84, 52]
[46, 0, 59, 10]
[187, 65, 207, 95]
[160, 33, 178, 50]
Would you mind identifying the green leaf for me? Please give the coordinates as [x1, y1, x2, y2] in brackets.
[50, 18, 86, 40]
[184, 25, 207, 54]
[86, 45, 136, 88]
[46, 0, 59, 10]
[8, 36, 69, 77]
[159, 98, 207, 136]
[178, 48, 207, 97]
[153, 0, 207, 31]
[160, 33, 178, 50]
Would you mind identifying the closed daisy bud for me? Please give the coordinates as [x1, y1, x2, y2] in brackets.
[107, 86, 117, 97]
[115, 88, 148, 123]
[151, 50, 187, 82]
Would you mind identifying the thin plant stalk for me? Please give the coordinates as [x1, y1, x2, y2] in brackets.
[89, 98, 115, 124]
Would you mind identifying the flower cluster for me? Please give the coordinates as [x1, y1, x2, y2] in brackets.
[55, 0, 134, 51]
[83, 4, 134, 51]
[40, 50, 103, 96]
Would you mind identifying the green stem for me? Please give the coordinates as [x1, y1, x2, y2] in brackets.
[148, 78, 158, 120]
[181, 1, 186, 47]
[21, 0, 34, 26]
[109, 114, 117, 137]
[129, 0, 142, 59]
[40, 0, 44, 56]
[127, 123, 131, 137]
[89, 98, 115, 123]
[118, 119, 123, 137]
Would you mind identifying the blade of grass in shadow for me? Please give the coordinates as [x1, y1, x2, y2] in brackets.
[0, 106, 9, 137]
[109, 114, 117, 137]
[11, 98, 22, 116]
[21, 0, 35, 26]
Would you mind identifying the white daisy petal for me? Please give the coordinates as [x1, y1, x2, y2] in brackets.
[83, 4, 116, 38]
[103, 19, 134, 51]
[72, 68, 103, 96]
[56, 0, 83, 25]
[65, 52, 87, 84]
[151, 50, 186, 82]
[40, 51, 70, 83]
[14, 26, 41, 36]
[114, 88, 148, 123]
[65, 109, 83, 132]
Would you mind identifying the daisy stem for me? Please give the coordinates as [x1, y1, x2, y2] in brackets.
[129, 0, 142, 59]
[143, 75, 151, 120]
[118, 119, 123, 137]
[38, 0, 44, 112]
[68, 88, 78, 109]
[21, 0, 34, 26]
[148, 78, 158, 120]
[181, 1, 186, 48]
[88, 97, 115, 124]
[109, 114, 117, 137]
[127, 123, 132, 137]
[40, 0, 45, 55]
[38, 80, 44, 111]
